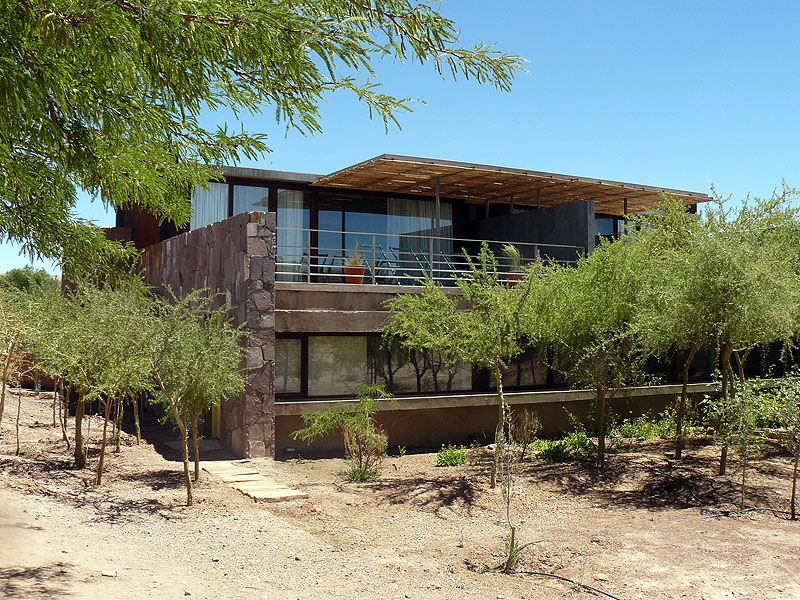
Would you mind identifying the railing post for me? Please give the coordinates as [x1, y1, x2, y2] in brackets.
[429, 236, 434, 279]
[306, 229, 311, 283]
[372, 234, 377, 285]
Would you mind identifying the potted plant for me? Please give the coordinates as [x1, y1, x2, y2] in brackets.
[343, 244, 367, 284]
[502, 243, 524, 285]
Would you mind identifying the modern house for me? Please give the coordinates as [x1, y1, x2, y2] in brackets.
[116, 154, 710, 458]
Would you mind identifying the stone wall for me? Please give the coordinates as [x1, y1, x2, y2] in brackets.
[139, 212, 276, 458]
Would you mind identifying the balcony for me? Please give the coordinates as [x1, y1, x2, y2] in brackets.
[275, 227, 586, 285]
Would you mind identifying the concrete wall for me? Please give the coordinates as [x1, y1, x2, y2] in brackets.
[139, 211, 277, 458]
[273, 382, 713, 458]
[276, 282, 440, 333]
[470, 200, 595, 262]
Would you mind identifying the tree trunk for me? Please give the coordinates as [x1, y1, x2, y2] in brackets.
[791, 451, 798, 521]
[0, 337, 18, 430]
[61, 383, 71, 449]
[56, 379, 62, 433]
[719, 445, 728, 477]
[74, 393, 86, 468]
[719, 343, 733, 476]
[15, 388, 22, 455]
[740, 456, 746, 511]
[173, 404, 193, 506]
[114, 395, 123, 453]
[598, 386, 607, 469]
[676, 342, 701, 460]
[491, 362, 506, 490]
[192, 411, 201, 482]
[503, 525, 516, 573]
[96, 396, 114, 485]
[132, 393, 141, 444]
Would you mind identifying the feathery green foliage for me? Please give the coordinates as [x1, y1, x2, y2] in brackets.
[0, 0, 523, 276]
[147, 289, 247, 504]
[293, 384, 394, 481]
[775, 375, 800, 519]
[630, 189, 800, 466]
[540, 236, 647, 468]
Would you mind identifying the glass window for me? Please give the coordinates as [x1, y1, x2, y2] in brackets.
[308, 336, 367, 396]
[276, 190, 310, 282]
[275, 338, 302, 394]
[367, 337, 471, 394]
[490, 348, 563, 390]
[595, 217, 615, 237]
[233, 185, 270, 214]
[190, 183, 228, 230]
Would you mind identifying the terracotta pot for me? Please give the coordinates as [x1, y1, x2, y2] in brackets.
[343, 264, 366, 284]
[507, 271, 524, 286]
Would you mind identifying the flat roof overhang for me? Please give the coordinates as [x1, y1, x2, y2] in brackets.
[311, 154, 709, 215]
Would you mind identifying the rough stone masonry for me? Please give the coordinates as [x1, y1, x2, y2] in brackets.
[139, 211, 277, 458]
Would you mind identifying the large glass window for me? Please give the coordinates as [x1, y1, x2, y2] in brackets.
[233, 185, 270, 214]
[367, 337, 471, 394]
[276, 190, 310, 281]
[490, 347, 561, 390]
[275, 338, 302, 394]
[308, 336, 367, 396]
[190, 183, 228, 230]
[279, 335, 473, 399]
[317, 194, 452, 253]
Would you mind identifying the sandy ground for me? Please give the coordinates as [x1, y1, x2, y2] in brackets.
[1, 388, 799, 600]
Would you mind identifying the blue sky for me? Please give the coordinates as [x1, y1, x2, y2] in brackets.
[4, 0, 800, 273]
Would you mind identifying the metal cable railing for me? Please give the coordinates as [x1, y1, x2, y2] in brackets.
[275, 227, 585, 285]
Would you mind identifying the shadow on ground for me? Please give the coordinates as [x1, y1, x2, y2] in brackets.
[363, 474, 478, 514]
[0, 455, 181, 523]
[0, 562, 74, 599]
[519, 437, 793, 515]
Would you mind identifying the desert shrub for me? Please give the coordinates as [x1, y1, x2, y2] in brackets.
[435, 443, 467, 467]
[562, 411, 594, 454]
[617, 410, 676, 439]
[749, 389, 784, 429]
[534, 439, 571, 462]
[512, 408, 542, 462]
[292, 384, 394, 481]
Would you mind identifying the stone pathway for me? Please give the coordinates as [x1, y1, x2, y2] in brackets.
[203, 460, 309, 503]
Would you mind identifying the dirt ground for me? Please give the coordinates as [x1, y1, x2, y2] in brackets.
[1, 388, 799, 600]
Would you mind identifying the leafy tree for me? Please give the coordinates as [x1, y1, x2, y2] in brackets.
[292, 384, 394, 481]
[147, 290, 246, 505]
[0, 288, 29, 431]
[0, 266, 59, 295]
[542, 237, 647, 468]
[183, 311, 247, 483]
[25, 283, 153, 474]
[631, 190, 800, 466]
[76, 284, 152, 484]
[386, 244, 542, 486]
[776, 375, 800, 520]
[2, 0, 522, 275]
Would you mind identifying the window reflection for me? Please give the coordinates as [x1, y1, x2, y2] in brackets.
[367, 337, 471, 394]
[308, 336, 367, 396]
[275, 338, 302, 394]
[277, 190, 310, 282]
[233, 185, 270, 214]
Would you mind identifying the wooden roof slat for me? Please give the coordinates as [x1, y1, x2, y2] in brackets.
[310, 155, 709, 215]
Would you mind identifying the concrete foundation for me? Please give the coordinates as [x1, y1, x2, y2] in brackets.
[274, 382, 715, 459]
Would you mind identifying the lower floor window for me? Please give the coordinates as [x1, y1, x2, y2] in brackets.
[277, 334, 472, 398]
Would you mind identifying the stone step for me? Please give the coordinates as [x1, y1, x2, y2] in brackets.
[240, 489, 309, 502]
[202, 460, 307, 504]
